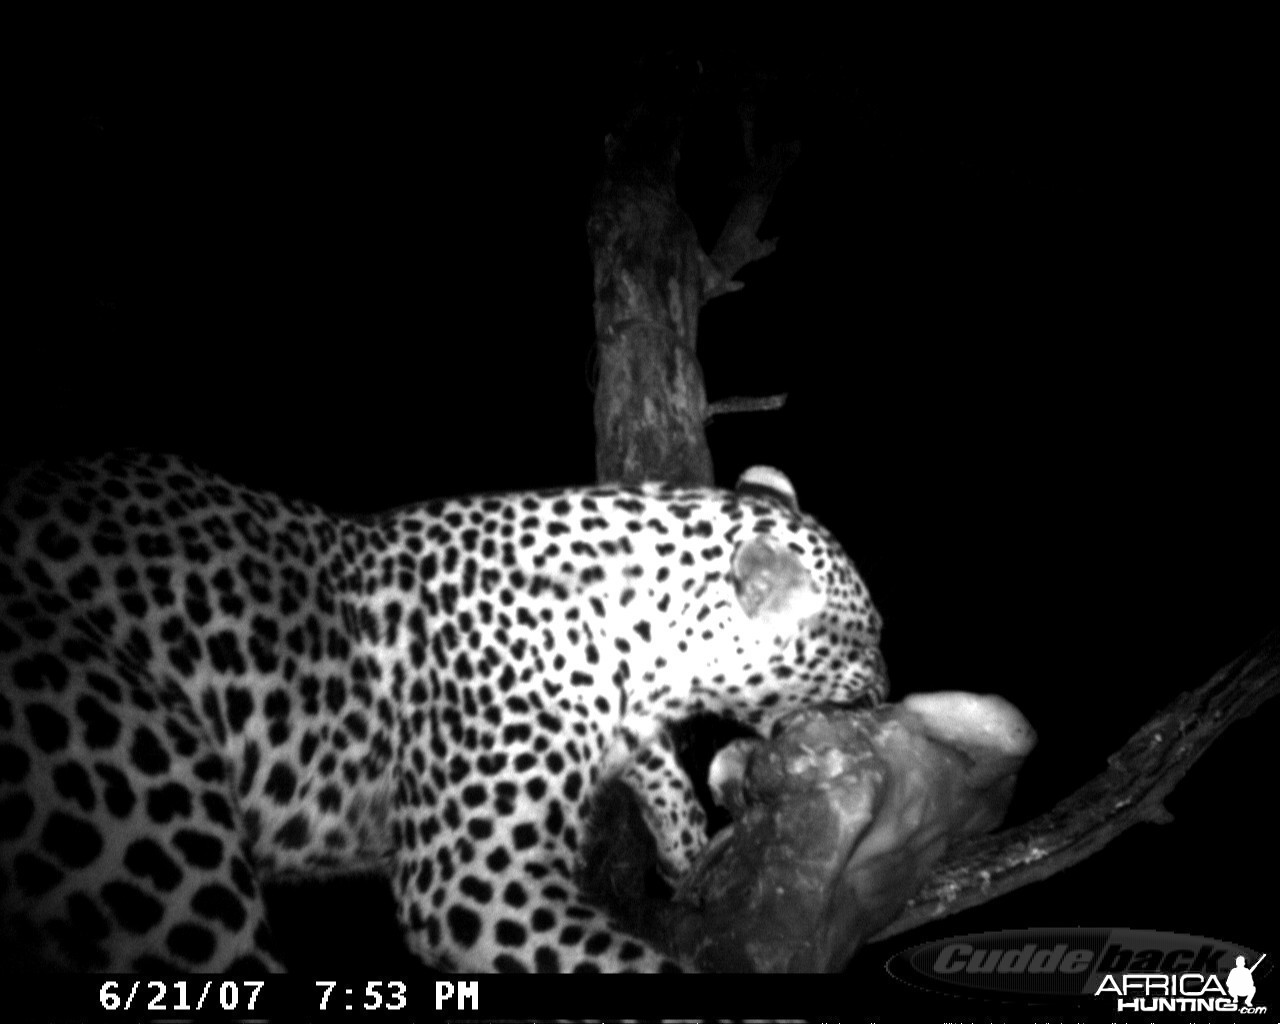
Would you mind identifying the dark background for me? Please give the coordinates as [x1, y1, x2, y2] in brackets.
[14, 33, 1276, 1013]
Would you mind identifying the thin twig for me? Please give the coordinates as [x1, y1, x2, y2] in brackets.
[705, 393, 789, 420]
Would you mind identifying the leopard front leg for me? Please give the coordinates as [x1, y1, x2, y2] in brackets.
[617, 728, 708, 884]
[390, 802, 686, 972]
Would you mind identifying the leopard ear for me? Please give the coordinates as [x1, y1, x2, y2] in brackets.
[732, 534, 825, 634]
[735, 466, 798, 511]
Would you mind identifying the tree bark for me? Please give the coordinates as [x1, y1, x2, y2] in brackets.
[588, 172, 715, 486]
[587, 93, 791, 487]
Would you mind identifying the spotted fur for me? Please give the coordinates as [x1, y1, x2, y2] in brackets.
[0, 452, 886, 972]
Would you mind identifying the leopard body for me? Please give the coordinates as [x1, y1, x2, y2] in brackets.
[0, 453, 885, 972]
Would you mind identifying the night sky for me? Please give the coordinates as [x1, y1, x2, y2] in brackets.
[15, 38, 1276, 1005]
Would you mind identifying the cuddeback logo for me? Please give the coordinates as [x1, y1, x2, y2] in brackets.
[885, 928, 1270, 1011]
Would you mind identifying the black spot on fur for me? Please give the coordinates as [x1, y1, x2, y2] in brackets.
[66, 564, 101, 600]
[263, 688, 289, 720]
[77, 695, 122, 748]
[121, 592, 148, 618]
[53, 761, 96, 812]
[202, 791, 235, 830]
[103, 880, 165, 933]
[95, 763, 137, 817]
[0, 621, 20, 653]
[225, 686, 253, 733]
[88, 608, 118, 638]
[241, 809, 260, 847]
[534, 946, 561, 972]
[85, 672, 121, 703]
[167, 922, 217, 963]
[193, 754, 225, 783]
[445, 904, 481, 947]
[274, 813, 310, 849]
[207, 631, 247, 674]
[42, 811, 103, 868]
[146, 782, 193, 823]
[460, 876, 494, 903]
[67, 891, 110, 941]
[13, 653, 69, 691]
[25, 702, 70, 753]
[229, 856, 257, 900]
[325, 676, 345, 713]
[184, 587, 212, 626]
[191, 882, 247, 929]
[0, 791, 35, 840]
[172, 829, 224, 869]
[60, 635, 99, 663]
[0, 742, 31, 785]
[585, 930, 612, 954]
[14, 851, 64, 896]
[239, 741, 260, 796]
[130, 726, 171, 775]
[264, 762, 297, 804]
[36, 522, 81, 560]
[161, 717, 199, 760]
[248, 616, 280, 672]
[200, 686, 229, 742]
[90, 529, 127, 557]
[124, 838, 182, 892]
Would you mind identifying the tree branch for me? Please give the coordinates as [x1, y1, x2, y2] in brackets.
[871, 628, 1280, 942]
[705, 392, 788, 421]
[703, 139, 800, 298]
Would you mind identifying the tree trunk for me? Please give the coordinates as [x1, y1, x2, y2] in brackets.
[588, 174, 715, 486]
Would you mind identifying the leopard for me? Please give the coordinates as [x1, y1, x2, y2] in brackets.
[0, 451, 887, 972]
